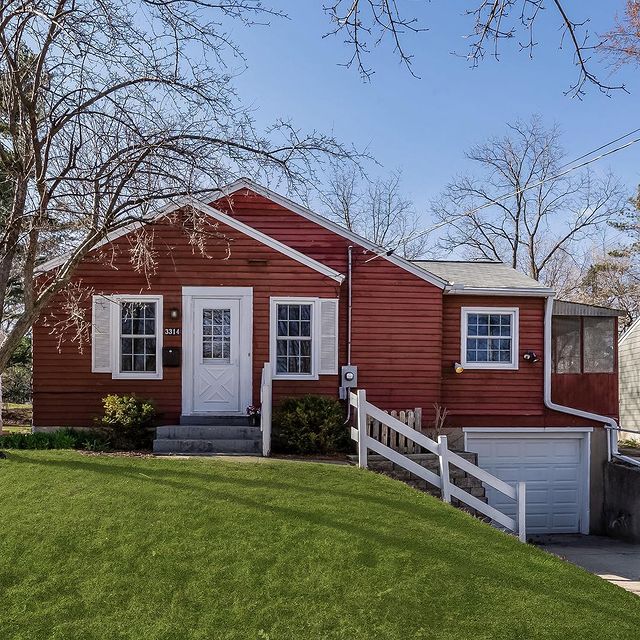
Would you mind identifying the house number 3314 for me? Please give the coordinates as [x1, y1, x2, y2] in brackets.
[164, 328, 181, 336]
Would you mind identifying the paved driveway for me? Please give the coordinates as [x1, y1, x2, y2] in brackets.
[534, 535, 640, 595]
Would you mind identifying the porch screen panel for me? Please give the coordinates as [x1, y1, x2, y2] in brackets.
[583, 317, 615, 373]
[552, 316, 581, 373]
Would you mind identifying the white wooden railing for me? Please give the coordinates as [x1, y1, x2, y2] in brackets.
[260, 363, 272, 457]
[351, 390, 527, 542]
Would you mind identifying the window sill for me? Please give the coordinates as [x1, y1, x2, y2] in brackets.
[111, 371, 164, 381]
[271, 372, 319, 382]
[461, 363, 519, 371]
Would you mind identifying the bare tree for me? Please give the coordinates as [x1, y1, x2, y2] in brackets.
[432, 117, 629, 287]
[320, 169, 430, 259]
[575, 254, 640, 330]
[324, 1, 625, 96]
[0, 0, 358, 372]
[601, 1, 640, 66]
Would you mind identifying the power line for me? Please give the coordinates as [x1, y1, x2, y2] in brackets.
[389, 127, 640, 253]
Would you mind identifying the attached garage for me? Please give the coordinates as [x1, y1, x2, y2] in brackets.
[464, 429, 592, 535]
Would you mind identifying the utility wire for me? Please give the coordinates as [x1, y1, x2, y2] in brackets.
[376, 127, 640, 258]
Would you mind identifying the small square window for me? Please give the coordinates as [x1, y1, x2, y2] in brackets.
[462, 308, 517, 369]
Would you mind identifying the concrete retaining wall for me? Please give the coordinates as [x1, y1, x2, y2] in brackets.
[603, 460, 640, 543]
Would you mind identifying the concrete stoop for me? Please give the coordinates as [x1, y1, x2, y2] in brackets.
[153, 420, 261, 455]
[349, 452, 489, 518]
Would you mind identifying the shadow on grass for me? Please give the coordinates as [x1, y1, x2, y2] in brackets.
[6, 451, 640, 627]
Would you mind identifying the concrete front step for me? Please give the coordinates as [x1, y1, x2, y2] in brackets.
[156, 425, 261, 440]
[179, 415, 252, 426]
[153, 438, 261, 455]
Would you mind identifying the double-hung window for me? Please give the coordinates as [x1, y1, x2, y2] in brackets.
[270, 297, 339, 379]
[461, 307, 519, 370]
[274, 302, 313, 376]
[114, 296, 163, 379]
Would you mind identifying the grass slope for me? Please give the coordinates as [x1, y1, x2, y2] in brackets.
[1, 451, 639, 640]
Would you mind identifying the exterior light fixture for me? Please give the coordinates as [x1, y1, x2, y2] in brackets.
[169, 308, 180, 320]
[454, 362, 464, 374]
[523, 351, 539, 363]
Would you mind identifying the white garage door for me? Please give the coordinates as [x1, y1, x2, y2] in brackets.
[465, 432, 588, 534]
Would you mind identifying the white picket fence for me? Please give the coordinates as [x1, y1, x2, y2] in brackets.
[260, 363, 272, 457]
[350, 389, 527, 542]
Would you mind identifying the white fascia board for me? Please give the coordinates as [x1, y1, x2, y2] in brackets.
[463, 427, 594, 434]
[619, 316, 640, 346]
[446, 286, 555, 297]
[36, 198, 345, 284]
[35, 199, 182, 274]
[208, 178, 450, 290]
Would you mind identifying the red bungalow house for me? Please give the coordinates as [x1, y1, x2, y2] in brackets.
[33, 178, 620, 535]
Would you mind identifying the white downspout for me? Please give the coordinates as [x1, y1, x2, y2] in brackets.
[543, 295, 638, 466]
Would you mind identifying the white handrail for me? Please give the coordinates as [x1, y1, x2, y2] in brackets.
[350, 390, 526, 542]
[260, 363, 272, 457]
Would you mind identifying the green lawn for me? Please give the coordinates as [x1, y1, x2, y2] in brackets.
[1, 451, 639, 640]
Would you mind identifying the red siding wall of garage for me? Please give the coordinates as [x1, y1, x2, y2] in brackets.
[440, 295, 598, 428]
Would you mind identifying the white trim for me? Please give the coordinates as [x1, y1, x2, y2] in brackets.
[36, 198, 345, 284]
[463, 427, 593, 434]
[213, 178, 449, 289]
[447, 286, 555, 296]
[619, 315, 640, 346]
[269, 297, 320, 381]
[181, 286, 253, 416]
[460, 307, 519, 370]
[110, 295, 163, 380]
[463, 426, 591, 535]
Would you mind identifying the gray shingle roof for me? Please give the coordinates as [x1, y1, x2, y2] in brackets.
[412, 260, 552, 291]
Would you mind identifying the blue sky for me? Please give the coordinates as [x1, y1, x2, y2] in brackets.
[223, 2, 640, 216]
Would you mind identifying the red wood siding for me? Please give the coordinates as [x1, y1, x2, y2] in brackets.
[441, 296, 545, 425]
[214, 189, 444, 412]
[552, 373, 619, 419]
[33, 214, 340, 427]
[440, 295, 599, 428]
[33, 187, 611, 431]
[33, 195, 444, 427]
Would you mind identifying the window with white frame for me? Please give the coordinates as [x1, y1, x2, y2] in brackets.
[461, 308, 518, 369]
[270, 297, 338, 379]
[274, 302, 313, 375]
[114, 297, 163, 379]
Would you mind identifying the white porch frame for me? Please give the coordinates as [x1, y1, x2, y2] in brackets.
[181, 286, 253, 416]
[463, 427, 592, 535]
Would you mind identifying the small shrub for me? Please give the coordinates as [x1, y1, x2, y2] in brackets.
[97, 394, 156, 450]
[272, 395, 349, 455]
[3, 364, 32, 404]
[0, 428, 111, 451]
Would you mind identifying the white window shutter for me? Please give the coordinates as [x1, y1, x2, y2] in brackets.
[92, 296, 112, 373]
[318, 299, 339, 375]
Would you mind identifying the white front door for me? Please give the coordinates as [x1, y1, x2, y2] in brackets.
[182, 288, 253, 415]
